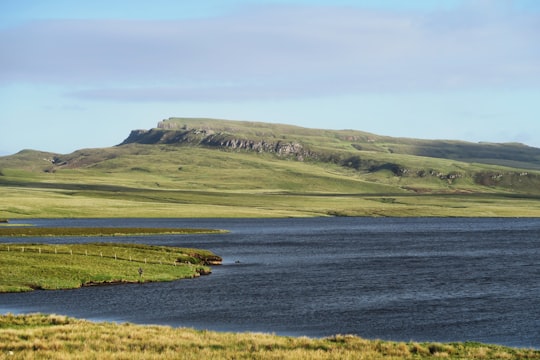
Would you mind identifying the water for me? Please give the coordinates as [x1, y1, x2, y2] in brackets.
[1, 217, 539, 348]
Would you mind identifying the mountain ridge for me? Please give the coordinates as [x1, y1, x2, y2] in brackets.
[119, 117, 540, 171]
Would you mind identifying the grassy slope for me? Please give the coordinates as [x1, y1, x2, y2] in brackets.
[1, 119, 540, 218]
[1, 314, 538, 360]
[159, 117, 540, 170]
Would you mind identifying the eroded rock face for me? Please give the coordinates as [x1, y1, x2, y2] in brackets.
[121, 128, 314, 161]
[187, 253, 223, 266]
[202, 137, 311, 160]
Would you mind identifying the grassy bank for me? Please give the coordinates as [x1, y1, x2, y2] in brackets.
[0, 227, 227, 237]
[0, 243, 221, 292]
[0, 314, 538, 359]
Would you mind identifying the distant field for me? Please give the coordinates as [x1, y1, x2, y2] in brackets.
[2, 175, 540, 218]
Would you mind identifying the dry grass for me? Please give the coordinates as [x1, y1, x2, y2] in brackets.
[0, 314, 538, 359]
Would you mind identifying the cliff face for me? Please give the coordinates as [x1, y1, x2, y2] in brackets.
[120, 127, 315, 161]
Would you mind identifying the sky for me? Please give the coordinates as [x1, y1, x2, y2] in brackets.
[1, 0, 539, 155]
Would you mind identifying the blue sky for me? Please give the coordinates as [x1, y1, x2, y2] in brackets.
[1, 0, 539, 155]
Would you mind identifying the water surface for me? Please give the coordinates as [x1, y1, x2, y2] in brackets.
[1, 217, 539, 348]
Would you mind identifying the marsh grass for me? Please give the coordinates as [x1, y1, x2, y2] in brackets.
[0, 227, 227, 237]
[0, 314, 538, 359]
[0, 243, 219, 292]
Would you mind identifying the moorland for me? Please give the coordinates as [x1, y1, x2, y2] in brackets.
[2, 118, 540, 358]
[1, 117, 540, 218]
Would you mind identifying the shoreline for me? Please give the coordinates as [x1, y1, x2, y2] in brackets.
[0, 313, 538, 359]
[2, 219, 538, 354]
[0, 310, 537, 351]
[0, 242, 221, 293]
[0, 226, 228, 237]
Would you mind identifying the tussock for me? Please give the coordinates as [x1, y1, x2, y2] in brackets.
[1, 314, 538, 359]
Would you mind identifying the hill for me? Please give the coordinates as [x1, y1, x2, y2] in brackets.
[125, 118, 540, 171]
[1, 117, 540, 218]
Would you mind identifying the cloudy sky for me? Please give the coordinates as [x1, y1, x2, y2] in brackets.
[1, 0, 539, 155]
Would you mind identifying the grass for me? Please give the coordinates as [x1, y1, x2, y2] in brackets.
[3, 181, 540, 218]
[2, 119, 540, 219]
[0, 227, 227, 237]
[0, 242, 221, 292]
[2, 120, 540, 357]
[0, 129, 540, 219]
[158, 117, 540, 169]
[0, 313, 538, 359]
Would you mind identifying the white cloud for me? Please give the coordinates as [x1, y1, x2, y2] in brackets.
[1, 3, 538, 101]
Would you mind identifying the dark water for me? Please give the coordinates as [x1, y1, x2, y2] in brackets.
[1, 217, 539, 348]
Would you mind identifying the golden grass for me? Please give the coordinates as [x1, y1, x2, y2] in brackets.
[0, 314, 538, 359]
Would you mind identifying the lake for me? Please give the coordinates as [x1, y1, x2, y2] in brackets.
[1, 217, 539, 348]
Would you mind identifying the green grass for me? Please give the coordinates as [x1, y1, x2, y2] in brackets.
[0, 242, 221, 292]
[2, 178, 540, 218]
[0, 314, 538, 359]
[3, 120, 540, 357]
[158, 117, 540, 169]
[0, 227, 227, 237]
[2, 119, 540, 218]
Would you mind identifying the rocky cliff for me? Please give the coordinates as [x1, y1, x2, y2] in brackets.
[120, 121, 316, 161]
[115, 118, 540, 194]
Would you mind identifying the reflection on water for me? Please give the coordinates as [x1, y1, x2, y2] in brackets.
[1, 217, 539, 348]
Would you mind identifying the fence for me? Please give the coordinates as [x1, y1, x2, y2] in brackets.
[0, 244, 196, 268]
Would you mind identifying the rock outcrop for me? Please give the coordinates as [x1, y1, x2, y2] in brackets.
[120, 127, 315, 161]
[187, 253, 223, 266]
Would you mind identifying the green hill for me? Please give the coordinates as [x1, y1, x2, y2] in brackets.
[2, 118, 540, 218]
[125, 118, 540, 170]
